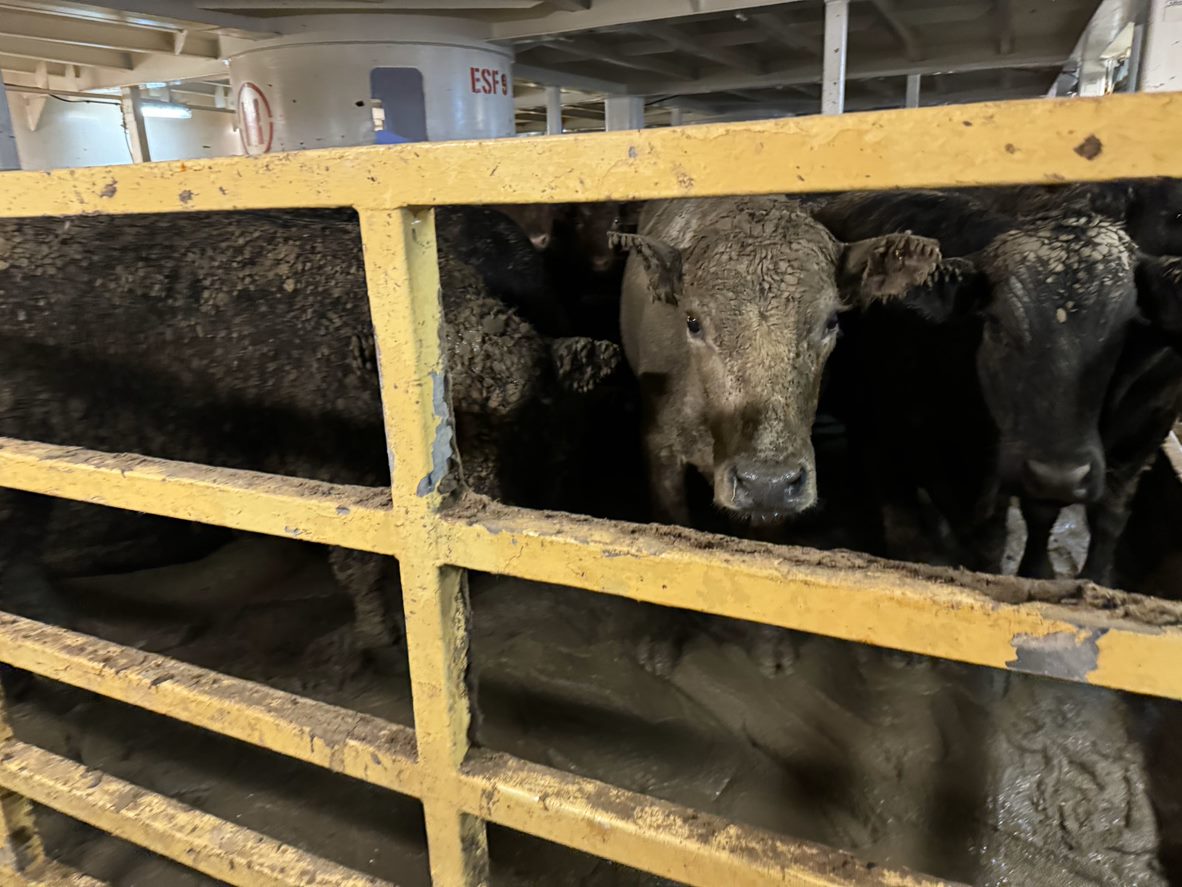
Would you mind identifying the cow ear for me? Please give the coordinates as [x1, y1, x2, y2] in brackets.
[839, 232, 942, 306]
[893, 256, 992, 323]
[609, 231, 683, 305]
[1135, 254, 1182, 339]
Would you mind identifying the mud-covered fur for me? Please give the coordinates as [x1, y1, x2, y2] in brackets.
[618, 196, 941, 529]
[0, 209, 621, 658]
[818, 190, 1182, 584]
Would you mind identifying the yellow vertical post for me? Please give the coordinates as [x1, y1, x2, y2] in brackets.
[358, 207, 488, 887]
[0, 679, 44, 875]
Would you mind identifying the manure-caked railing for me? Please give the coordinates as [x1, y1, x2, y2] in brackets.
[0, 93, 1180, 887]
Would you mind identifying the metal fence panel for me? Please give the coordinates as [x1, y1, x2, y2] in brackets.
[0, 93, 1179, 886]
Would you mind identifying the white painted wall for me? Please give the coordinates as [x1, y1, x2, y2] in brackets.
[1142, 0, 1182, 91]
[10, 97, 241, 170]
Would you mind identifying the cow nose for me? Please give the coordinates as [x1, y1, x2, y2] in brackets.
[529, 232, 551, 250]
[1022, 459, 1092, 501]
[590, 254, 614, 272]
[730, 461, 808, 511]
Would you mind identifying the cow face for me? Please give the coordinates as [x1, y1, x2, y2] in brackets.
[616, 204, 941, 523]
[905, 216, 1142, 504]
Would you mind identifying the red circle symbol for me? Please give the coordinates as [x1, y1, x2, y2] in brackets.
[237, 81, 274, 155]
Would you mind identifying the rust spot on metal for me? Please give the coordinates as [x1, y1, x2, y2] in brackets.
[178, 190, 194, 204]
[1004, 143, 1017, 154]
[1074, 134, 1103, 160]
[1007, 628, 1107, 682]
[99, 181, 117, 199]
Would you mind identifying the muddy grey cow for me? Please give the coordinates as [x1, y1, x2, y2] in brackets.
[817, 190, 1182, 584]
[0, 208, 621, 660]
[615, 196, 942, 528]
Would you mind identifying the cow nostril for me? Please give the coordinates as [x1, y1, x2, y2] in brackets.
[783, 466, 806, 495]
[530, 233, 551, 250]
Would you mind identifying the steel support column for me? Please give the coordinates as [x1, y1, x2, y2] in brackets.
[0, 83, 18, 170]
[120, 86, 151, 163]
[605, 94, 644, 130]
[545, 85, 563, 134]
[906, 73, 921, 108]
[823, 0, 849, 114]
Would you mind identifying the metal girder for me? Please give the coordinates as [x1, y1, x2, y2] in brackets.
[868, 0, 922, 61]
[512, 62, 627, 93]
[627, 40, 1071, 96]
[822, 0, 848, 114]
[541, 34, 698, 79]
[627, 21, 762, 73]
[0, 35, 133, 70]
[0, 8, 220, 59]
[748, 10, 817, 54]
[492, 0, 807, 40]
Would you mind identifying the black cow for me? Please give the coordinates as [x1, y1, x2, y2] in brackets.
[0, 208, 622, 655]
[817, 190, 1182, 585]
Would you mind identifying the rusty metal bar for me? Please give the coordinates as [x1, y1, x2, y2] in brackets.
[459, 749, 959, 887]
[439, 501, 1182, 700]
[0, 614, 959, 886]
[0, 860, 108, 886]
[2, 432, 1182, 700]
[0, 438, 400, 557]
[0, 95, 1177, 218]
[0, 681, 43, 880]
[0, 740, 393, 887]
[0, 614, 421, 798]
[358, 206, 488, 885]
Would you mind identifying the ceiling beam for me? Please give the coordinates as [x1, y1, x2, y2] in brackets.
[541, 35, 698, 79]
[492, 0, 808, 40]
[995, 0, 1014, 54]
[626, 22, 762, 73]
[0, 35, 134, 69]
[73, 54, 230, 90]
[512, 62, 627, 93]
[627, 40, 1070, 96]
[0, 8, 220, 58]
[747, 11, 817, 55]
[867, 0, 922, 61]
[0, 0, 274, 34]
[197, 0, 539, 7]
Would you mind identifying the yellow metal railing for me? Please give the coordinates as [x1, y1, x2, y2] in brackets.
[0, 92, 1180, 886]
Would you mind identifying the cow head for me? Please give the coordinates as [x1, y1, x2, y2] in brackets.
[615, 201, 941, 523]
[901, 215, 1150, 504]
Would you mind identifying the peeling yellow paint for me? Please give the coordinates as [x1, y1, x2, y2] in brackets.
[1, 93, 1174, 886]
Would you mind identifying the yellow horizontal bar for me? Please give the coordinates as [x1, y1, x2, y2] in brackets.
[0, 614, 420, 798]
[459, 749, 955, 887]
[0, 438, 400, 557]
[0, 861, 107, 886]
[2, 435, 1179, 700]
[0, 94, 1177, 217]
[0, 740, 392, 887]
[440, 501, 1182, 700]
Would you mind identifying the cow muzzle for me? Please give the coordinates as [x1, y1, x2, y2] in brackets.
[717, 457, 814, 521]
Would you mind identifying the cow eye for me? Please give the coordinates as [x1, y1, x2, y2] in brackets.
[824, 312, 840, 335]
[686, 314, 702, 336]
